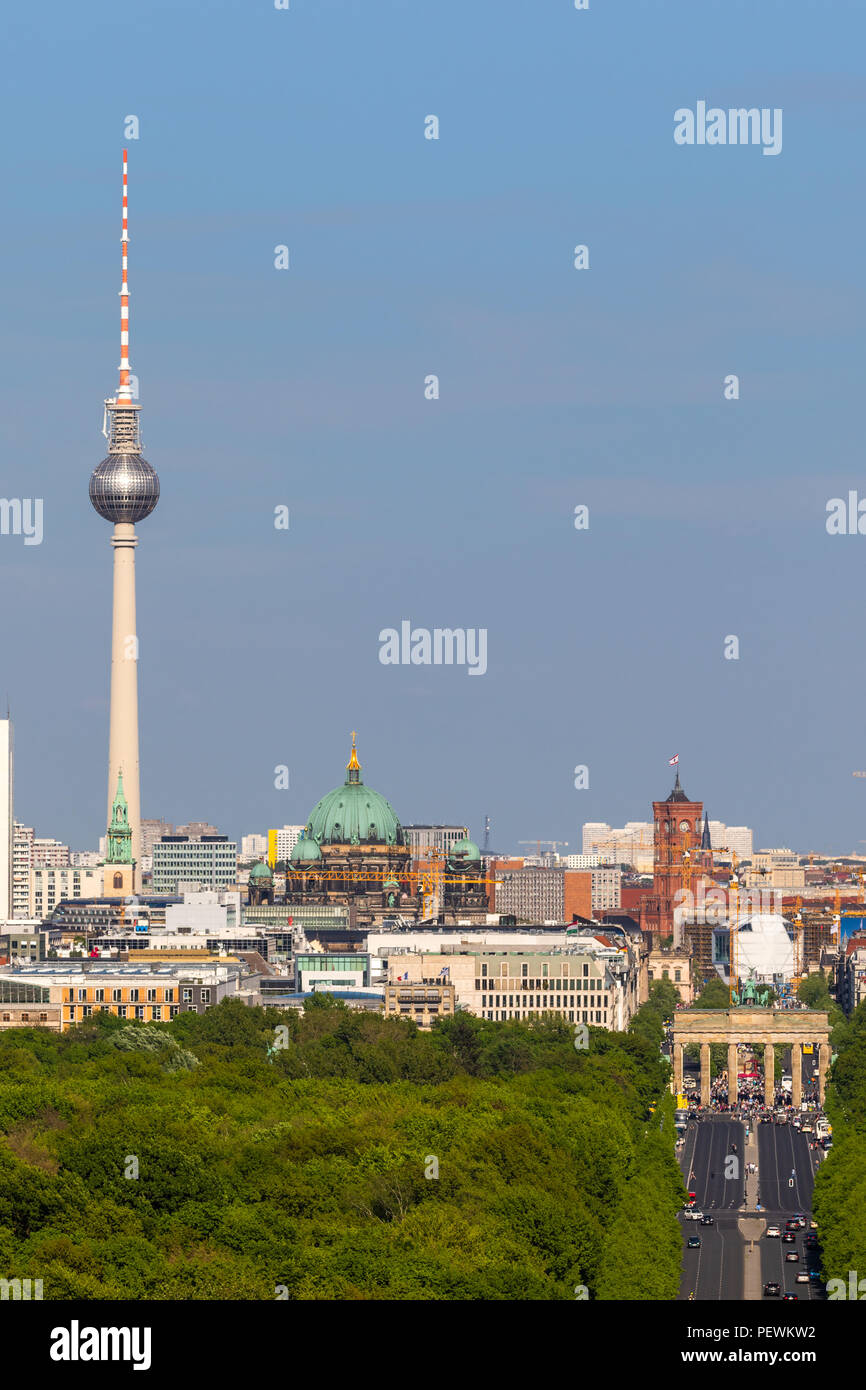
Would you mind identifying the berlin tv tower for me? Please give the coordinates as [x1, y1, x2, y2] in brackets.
[89, 149, 160, 887]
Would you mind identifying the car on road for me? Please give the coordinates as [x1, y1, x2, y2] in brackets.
[791, 1214, 807, 1228]
[785, 1252, 799, 1262]
[782, 1294, 799, 1301]
[809, 1270, 822, 1283]
[796, 1272, 810, 1283]
[700, 1216, 714, 1226]
[781, 1233, 796, 1243]
[765, 1226, 781, 1237]
[805, 1234, 818, 1248]
[763, 1282, 781, 1296]
[684, 1209, 704, 1221]
[687, 1236, 701, 1248]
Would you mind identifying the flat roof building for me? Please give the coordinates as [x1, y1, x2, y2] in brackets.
[152, 836, 238, 894]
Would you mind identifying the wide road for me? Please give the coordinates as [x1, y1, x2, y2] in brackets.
[677, 1111, 825, 1301]
[757, 1118, 824, 1301]
[677, 1115, 745, 1301]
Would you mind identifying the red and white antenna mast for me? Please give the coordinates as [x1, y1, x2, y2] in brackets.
[103, 148, 141, 450]
[118, 146, 132, 402]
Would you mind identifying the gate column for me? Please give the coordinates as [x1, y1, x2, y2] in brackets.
[700, 1042, 711, 1108]
[728, 1042, 738, 1105]
[764, 1041, 775, 1109]
[791, 1043, 802, 1109]
[818, 1041, 831, 1107]
[673, 1041, 683, 1097]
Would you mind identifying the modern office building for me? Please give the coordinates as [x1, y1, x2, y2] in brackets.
[268, 826, 305, 865]
[294, 952, 370, 992]
[152, 836, 238, 893]
[12, 821, 32, 919]
[141, 819, 174, 856]
[32, 839, 70, 867]
[0, 930, 49, 963]
[404, 825, 469, 858]
[241, 833, 268, 860]
[747, 849, 804, 887]
[0, 962, 242, 1031]
[722, 827, 754, 862]
[30, 866, 104, 920]
[383, 938, 640, 1031]
[488, 866, 594, 923]
[590, 867, 622, 913]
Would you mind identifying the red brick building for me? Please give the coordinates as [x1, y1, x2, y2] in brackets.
[640, 771, 707, 944]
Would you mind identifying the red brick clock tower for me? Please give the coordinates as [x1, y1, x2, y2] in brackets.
[640, 771, 704, 945]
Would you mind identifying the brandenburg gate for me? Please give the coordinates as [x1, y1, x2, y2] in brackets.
[672, 1009, 831, 1108]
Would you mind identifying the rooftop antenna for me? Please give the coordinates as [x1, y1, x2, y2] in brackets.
[482, 815, 490, 854]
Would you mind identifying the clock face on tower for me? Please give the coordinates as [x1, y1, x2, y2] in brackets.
[679, 819, 691, 832]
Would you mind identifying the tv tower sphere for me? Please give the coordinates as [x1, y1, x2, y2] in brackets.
[89, 453, 159, 523]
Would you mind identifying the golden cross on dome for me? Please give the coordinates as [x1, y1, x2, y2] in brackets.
[346, 730, 361, 773]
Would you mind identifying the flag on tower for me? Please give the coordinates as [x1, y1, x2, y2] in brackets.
[668, 754, 679, 766]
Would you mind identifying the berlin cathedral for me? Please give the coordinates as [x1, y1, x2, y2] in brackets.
[247, 734, 487, 928]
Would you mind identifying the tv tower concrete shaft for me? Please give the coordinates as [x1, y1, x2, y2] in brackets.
[89, 150, 160, 891]
[107, 522, 141, 880]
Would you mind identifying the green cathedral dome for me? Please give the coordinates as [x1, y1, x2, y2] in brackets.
[304, 734, 406, 847]
[249, 861, 273, 879]
[448, 837, 481, 863]
[291, 835, 322, 863]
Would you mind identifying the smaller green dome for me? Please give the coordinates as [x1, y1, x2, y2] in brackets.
[291, 836, 322, 864]
[449, 837, 481, 862]
[249, 861, 273, 879]
[383, 877, 401, 890]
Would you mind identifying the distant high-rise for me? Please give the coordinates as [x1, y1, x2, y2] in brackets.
[404, 825, 469, 858]
[89, 150, 160, 889]
[241, 833, 268, 860]
[0, 717, 12, 920]
[12, 821, 33, 918]
[141, 818, 174, 857]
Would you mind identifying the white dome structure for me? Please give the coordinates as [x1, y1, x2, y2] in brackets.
[733, 914, 795, 984]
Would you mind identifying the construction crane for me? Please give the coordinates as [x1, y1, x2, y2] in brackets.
[482, 816, 491, 854]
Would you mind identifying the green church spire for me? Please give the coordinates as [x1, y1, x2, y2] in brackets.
[106, 769, 132, 864]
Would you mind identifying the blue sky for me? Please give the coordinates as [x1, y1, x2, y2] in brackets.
[2, 0, 865, 855]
